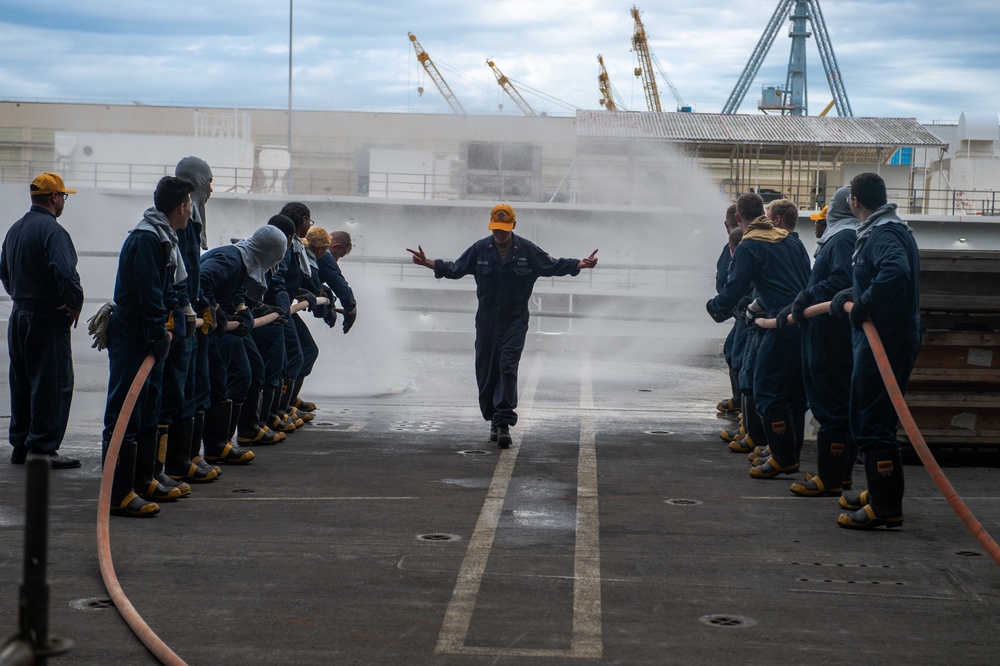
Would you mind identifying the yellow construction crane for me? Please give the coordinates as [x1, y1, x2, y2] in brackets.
[597, 54, 619, 111]
[630, 6, 690, 112]
[408, 32, 466, 115]
[486, 59, 537, 117]
[630, 7, 661, 112]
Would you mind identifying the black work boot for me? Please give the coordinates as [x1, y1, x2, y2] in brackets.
[166, 417, 217, 483]
[750, 411, 799, 479]
[270, 383, 298, 433]
[842, 437, 858, 491]
[490, 424, 498, 442]
[237, 389, 284, 444]
[838, 445, 904, 530]
[496, 424, 512, 449]
[290, 377, 316, 421]
[790, 430, 845, 497]
[204, 400, 254, 465]
[107, 441, 159, 518]
[743, 394, 767, 453]
[134, 431, 182, 502]
[155, 424, 191, 497]
[191, 410, 222, 477]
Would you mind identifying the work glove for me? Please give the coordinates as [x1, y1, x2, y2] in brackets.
[774, 304, 793, 329]
[211, 306, 229, 337]
[232, 308, 255, 337]
[342, 307, 357, 334]
[705, 300, 729, 323]
[790, 290, 813, 328]
[744, 297, 765, 328]
[199, 301, 215, 335]
[312, 288, 333, 319]
[729, 294, 751, 321]
[322, 307, 338, 329]
[829, 288, 853, 319]
[296, 290, 318, 311]
[147, 332, 170, 363]
[252, 301, 285, 323]
[87, 301, 115, 352]
[849, 299, 870, 331]
[276, 291, 291, 318]
[166, 308, 186, 340]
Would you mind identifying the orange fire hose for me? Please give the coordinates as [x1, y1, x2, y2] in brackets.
[757, 301, 1000, 565]
[96, 353, 188, 666]
[94, 296, 331, 663]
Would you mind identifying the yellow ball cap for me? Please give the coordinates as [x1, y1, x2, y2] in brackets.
[488, 203, 516, 231]
[809, 205, 828, 221]
[30, 172, 76, 196]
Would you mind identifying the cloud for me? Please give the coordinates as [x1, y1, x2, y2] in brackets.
[0, 0, 997, 121]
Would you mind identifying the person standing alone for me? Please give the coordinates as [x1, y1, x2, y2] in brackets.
[1, 173, 84, 468]
[407, 204, 598, 449]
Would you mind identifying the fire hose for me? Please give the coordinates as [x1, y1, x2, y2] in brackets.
[756, 301, 1000, 566]
[96, 296, 328, 665]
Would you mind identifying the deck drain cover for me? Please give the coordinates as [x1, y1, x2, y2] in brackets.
[418, 533, 461, 542]
[637, 389, 652, 392]
[70, 597, 115, 611]
[955, 550, 983, 557]
[394, 421, 442, 432]
[458, 449, 489, 456]
[645, 430, 675, 436]
[665, 498, 703, 506]
[700, 614, 756, 629]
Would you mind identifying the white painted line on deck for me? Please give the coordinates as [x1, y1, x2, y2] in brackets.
[572, 353, 603, 658]
[435, 352, 543, 655]
[435, 352, 604, 659]
[186, 496, 417, 502]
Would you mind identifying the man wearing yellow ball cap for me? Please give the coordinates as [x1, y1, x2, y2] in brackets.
[407, 204, 598, 449]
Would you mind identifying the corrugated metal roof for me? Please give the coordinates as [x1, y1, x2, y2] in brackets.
[575, 110, 948, 148]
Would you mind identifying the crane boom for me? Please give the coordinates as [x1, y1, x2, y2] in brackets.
[630, 6, 661, 112]
[597, 54, 618, 111]
[486, 60, 537, 117]
[408, 32, 466, 115]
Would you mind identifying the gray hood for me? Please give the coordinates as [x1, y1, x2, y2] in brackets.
[234, 226, 288, 300]
[175, 156, 213, 250]
[816, 186, 859, 254]
[133, 207, 186, 285]
[853, 202, 910, 262]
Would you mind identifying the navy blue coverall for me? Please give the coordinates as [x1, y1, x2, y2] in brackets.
[434, 234, 581, 427]
[1, 205, 84, 456]
[706, 222, 811, 422]
[160, 215, 203, 423]
[849, 210, 921, 452]
[102, 229, 176, 446]
[318, 251, 357, 314]
[200, 246, 252, 404]
[265, 248, 304, 384]
[801, 229, 856, 434]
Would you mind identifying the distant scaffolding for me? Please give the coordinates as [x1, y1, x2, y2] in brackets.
[195, 110, 251, 140]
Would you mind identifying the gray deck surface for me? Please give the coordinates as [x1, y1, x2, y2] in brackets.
[2, 348, 999, 665]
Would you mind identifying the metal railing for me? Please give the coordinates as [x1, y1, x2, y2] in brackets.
[4, 159, 997, 215]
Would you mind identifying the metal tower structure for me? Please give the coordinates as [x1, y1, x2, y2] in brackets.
[597, 54, 620, 111]
[630, 6, 661, 112]
[721, 0, 852, 117]
[408, 32, 467, 115]
[486, 60, 537, 117]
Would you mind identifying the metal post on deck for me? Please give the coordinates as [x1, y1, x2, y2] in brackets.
[1, 456, 73, 665]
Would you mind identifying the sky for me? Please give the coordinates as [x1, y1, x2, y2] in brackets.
[1, 0, 998, 124]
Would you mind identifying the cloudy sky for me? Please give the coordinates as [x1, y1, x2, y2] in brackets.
[2, 0, 997, 123]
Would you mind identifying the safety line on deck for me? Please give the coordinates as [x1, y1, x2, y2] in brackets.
[435, 352, 604, 659]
